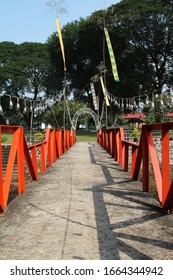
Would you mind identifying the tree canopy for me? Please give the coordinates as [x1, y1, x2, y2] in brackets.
[1, 0, 173, 127]
[47, 0, 173, 101]
[0, 42, 51, 128]
[106, 0, 173, 94]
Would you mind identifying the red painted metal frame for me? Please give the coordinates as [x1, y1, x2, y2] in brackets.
[98, 123, 173, 213]
[0, 125, 76, 213]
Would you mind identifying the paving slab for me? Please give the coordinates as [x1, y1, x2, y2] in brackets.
[0, 141, 173, 260]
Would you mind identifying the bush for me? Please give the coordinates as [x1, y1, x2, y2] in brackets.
[130, 127, 141, 142]
[34, 132, 44, 141]
[1, 135, 8, 142]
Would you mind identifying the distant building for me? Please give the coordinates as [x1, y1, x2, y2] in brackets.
[122, 112, 145, 128]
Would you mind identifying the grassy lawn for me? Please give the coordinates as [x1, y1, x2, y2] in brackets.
[1, 133, 13, 144]
[76, 130, 97, 142]
[1, 130, 98, 143]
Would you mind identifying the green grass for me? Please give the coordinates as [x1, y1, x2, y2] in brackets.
[1, 133, 13, 143]
[1, 130, 98, 143]
[76, 130, 97, 142]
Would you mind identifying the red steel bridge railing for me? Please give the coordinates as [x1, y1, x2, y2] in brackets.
[98, 122, 173, 213]
[0, 125, 76, 213]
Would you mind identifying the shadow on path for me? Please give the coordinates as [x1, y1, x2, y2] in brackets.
[87, 144, 173, 260]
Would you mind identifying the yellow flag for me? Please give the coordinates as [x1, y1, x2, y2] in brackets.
[56, 18, 66, 72]
[100, 77, 110, 107]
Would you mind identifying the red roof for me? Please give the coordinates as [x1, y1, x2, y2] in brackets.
[123, 113, 145, 119]
[165, 112, 173, 117]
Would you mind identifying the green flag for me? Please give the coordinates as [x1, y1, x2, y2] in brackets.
[104, 27, 120, 82]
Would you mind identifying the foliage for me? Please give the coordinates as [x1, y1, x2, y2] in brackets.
[144, 93, 173, 123]
[34, 132, 44, 141]
[106, 0, 173, 94]
[0, 42, 51, 128]
[1, 0, 173, 130]
[44, 100, 88, 129]
[0, 42, 50, 98]
[115, 115, 127, 126]
[145, 112, 156, 124]
[47, 18, 104, 108]
[46, 0, 173, 128]
[1, 135, 8, 142]
[130, 127, 141, 141]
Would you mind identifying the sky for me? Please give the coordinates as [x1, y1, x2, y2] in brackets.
[0, 0, 120, 44]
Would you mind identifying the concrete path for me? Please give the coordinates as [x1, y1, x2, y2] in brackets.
[0, 141, 173, 260]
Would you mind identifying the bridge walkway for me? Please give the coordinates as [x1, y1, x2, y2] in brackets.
[0, 141, 173, 260]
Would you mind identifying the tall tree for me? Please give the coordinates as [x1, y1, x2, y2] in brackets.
[0, 42, 27, 96]
[0, 42, 51, 128]
[19, 42, 50, 100]
[47, 15, 106, 106]
[106, 0, 173, 94]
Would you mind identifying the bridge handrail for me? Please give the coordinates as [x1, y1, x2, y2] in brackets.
[0, 125, 76, 213]
[97, 123, 173, 213]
